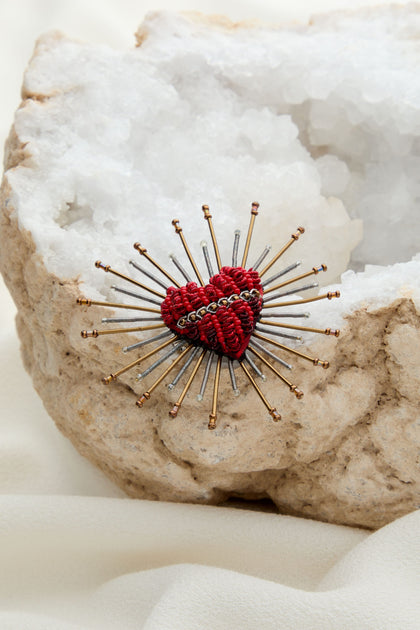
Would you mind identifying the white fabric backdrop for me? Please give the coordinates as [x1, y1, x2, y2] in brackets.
[0, 1, 419, 628]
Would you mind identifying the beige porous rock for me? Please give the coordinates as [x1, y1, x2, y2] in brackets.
[1, 8, 420, 529]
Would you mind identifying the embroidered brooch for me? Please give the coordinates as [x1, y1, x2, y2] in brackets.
[77, 203, 340, 429]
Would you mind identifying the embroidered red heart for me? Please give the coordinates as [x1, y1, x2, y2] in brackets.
[161, 267, 263, 360]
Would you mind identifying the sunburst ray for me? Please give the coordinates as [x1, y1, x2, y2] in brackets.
[77, 202, 340, 429]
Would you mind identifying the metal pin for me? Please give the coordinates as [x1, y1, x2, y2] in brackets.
[251, 245, 271, 271]
[228, 359, 240, 397]
[111, 285, 162, 306]
[261, 261, 301, 288]
[136, 345, 193, 407]
[259, 227, 305, 278]
[264, 265, 326, 295]
[129, 260, 169, 291]
[202, 205, 222, 271]
[167, 346, 201, 390]
[248, 346, 303, 398]
[257, 312, 309, 319]
[169, 253, 192, 284]
[232, 230, 240, 267]
[197, 351, 214, 401]
[102, 316, 162, 323]
[244, 350, 266, 381]
[169, 349, 207, 418]
[261, 290, 341, 310]
[133, 242, 181, 288]
[123, 330, 174, 353]
[77, 298, 161, 312]
[81, 323, 165, 338]
[201, 240, 214, 279]
[252, 331, 330, 368]
[172, 219, 204, 286]
[241, 202, 259, 269]
[76, 298, 93, 306]
[101, 336, 175, 384]
[136, 341, 187, 381]
[239, 361, 281, 422]
[208, 354, 222, 430]
[263, 283, 319, 303]
[259, 319, 340, 336]
[255, 325, 302, 341]
[94, 261, 165, 299]
[249, 339, 292, 370]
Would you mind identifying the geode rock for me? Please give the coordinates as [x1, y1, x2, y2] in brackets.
[1, 8, 419, 529]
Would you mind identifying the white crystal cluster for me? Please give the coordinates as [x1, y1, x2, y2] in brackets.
[5, 12, 362, 297]
[308, 253, 420, 334]
[8, 7, 420, 305]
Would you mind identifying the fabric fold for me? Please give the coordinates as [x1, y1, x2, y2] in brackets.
[0, 495, 418, 629]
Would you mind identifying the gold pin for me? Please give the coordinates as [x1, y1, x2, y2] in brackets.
[208, 354, 222, 429]
[241, 202, 259, 269]
[253, 331, 330, 368]
[202, 205, 222, 272]
[239, 361, 281, 421]
[264, 264, 327, 295]
[262, 291, 340, 310]
[259, 227, 305, 278]
[172, 220, 204, 286]
[81, 324, 165, 338]
[136, 344, 193, 407]
[248, 346, 303, 398]
[133, 243, 181, 288]
[259, 319, 340, 336]
[77, 298, 161, 313]
[169, 349, 207, 417]
[94, 261, 165, 299]
[101, 337, 175, 385]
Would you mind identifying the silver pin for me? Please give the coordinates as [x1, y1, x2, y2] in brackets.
[255, 312, 310, 318]
[129, 260, 169, 291]
[249, 339, 292, 370]
[251, 245, 271, 271]
[111, 285, 162, 306]
[201, 240, 214, 279]
[244, 350, 266, 381]
[122, 330, 174, 353]
[102, 316, 162, 323]
[169, 253, 192, 283]
[228, 359, 240, 397]
[168, 346, 201, 390]
[232, 230, 240, 267]
[136, 341, 188, 381]
[197, 351, 214, 401]
[255, 325, 302, 342]
[261, 261, 301, 288]
[264, 282, 318, 303]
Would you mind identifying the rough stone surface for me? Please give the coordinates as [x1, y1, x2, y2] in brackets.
[1, 9, 420, 529]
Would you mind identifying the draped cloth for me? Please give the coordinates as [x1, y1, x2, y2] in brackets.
[0, 495, 419, 630]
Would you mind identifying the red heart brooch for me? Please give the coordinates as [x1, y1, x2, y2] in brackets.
[77, 203, 340, 429]
[160, 267, 263, 360]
